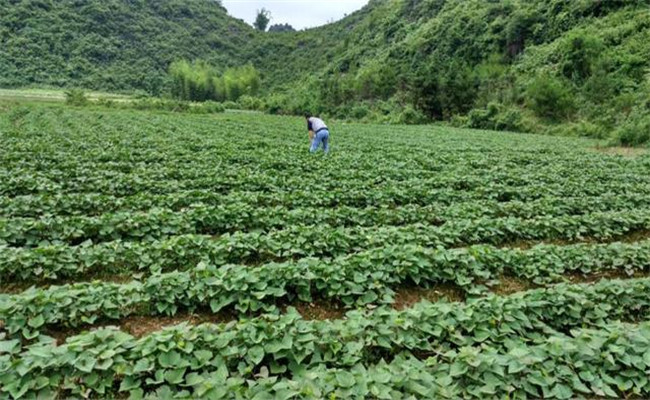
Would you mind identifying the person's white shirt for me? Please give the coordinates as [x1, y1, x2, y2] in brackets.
[308, 117, 328, 133]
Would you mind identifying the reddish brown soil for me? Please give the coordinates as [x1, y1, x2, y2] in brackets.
[120, 312, 232, 338]
[491, 276, 533, 295]
[564, 269, 648, 285]
[393, 284, 465, 310]
[293, 301, 346, 321]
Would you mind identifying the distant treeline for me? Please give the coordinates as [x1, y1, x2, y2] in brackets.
[169, 61, 260, 102]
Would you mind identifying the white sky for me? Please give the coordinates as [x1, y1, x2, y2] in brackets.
[221, 0, 369, 30]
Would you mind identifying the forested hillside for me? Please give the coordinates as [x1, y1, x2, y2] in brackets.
[2, 0, 650, 143]
[261, 0, 650, 142]
[0, 0, 253, 95]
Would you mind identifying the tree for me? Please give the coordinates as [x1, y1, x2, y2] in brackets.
[253, 8, 271, 31]
[268, 23, 295, 33]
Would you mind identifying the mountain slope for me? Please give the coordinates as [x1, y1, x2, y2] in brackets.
[0, 0, 253, 94]
[256, 0, 650, 142]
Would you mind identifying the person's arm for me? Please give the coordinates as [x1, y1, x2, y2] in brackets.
[307, 120, 314, 140]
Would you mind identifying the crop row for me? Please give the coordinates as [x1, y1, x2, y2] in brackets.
[2, 114, 644, 165]
[2, 225, 650, 295]
[2, 185, 649, 221]
[2, 161, 650, 199]
[4, 190, 650, 247]
[5, 145, 607, 176]
[0, 167, 569, 196]
[2, 209, 650, 283]
[4, 136, 644, 168]
[2, 280, 650, 398]
[5, 235, 650, 298]
[4, 139, 644, 180]
[2, 206, 649, 260]
[3, 238, 650, 340]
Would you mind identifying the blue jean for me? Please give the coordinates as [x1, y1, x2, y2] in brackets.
[310, 130, 330, 153]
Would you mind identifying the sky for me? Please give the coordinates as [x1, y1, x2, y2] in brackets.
[221, 0, 369, 30]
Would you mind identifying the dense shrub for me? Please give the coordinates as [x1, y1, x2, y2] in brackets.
[264, 94, 287, 115]
[65, 89, 89, 106]
[191, 101, 226, 114]
[237, 95, 264, 111]
[222, 101, 240, 110]
[351, 105, 370, 119]
[467, 103, 525, 132]
[525, 76, 575, 120]
[614, 109, 650, 146]
[558, 32, 604, 83]
[394, 105, 428, 125]
[546, 120, 608, 139]
[410, 60, 478, 120]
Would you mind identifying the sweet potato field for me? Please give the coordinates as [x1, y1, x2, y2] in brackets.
[2, 105, 650, 399]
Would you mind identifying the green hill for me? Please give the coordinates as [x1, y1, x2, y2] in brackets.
[258, 0, 650, 142]
[0, 0, 253, 94]
[2, 0, 650, 143]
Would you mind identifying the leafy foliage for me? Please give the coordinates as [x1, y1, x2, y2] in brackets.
[169, 60, 260, 102]
[525, 75, 575, 120]
[4, 282, 650, 397]
[2, 103, 650, 398]
[64, 89, 89, 106]
[253, 8, 271, 32]
[268, 23, 295, 33]
[0, 0, 254, 95]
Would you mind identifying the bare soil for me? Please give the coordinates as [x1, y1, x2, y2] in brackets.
[393, 284, 465, 310]
[293, 300, 346, 321]
[491, 276, 532, 295]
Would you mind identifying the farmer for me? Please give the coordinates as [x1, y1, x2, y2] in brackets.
[306, 112, 330, 153]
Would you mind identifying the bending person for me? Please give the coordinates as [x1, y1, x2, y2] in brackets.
[305, 112, 330, 154]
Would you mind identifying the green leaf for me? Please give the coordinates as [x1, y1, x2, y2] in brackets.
[571, 377, 591, 394]
[129, 388, 144, 400]
[119, 376, 141, 392]
[0, 339, 20, 354]
[336, 371, 356, 388]
[133, 358, 152, 374]
[643, 351, 650, 367]
[552, 383, 573, 399]
[158, 351, 182, 368]
[164, 367, 187, 385]
[27, 314, 45, 328]
[194, 350, 214, 363]
[579, 370, 595, 382]
[184, 372, 204, 387]
[75, 355, 97, 373]
[270, 361, 287, 374]
[248, 346, 265, 365]
[7, 381, 30, 399]
[373, 371, 391, 384]
[598, 382, 618, 398]
[84, 372, 99, 386]
[361, 291, 378, 304]
[507, 361, 526, 374]
[474, 329, 490, 342]
[449, 362, 468, 377]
